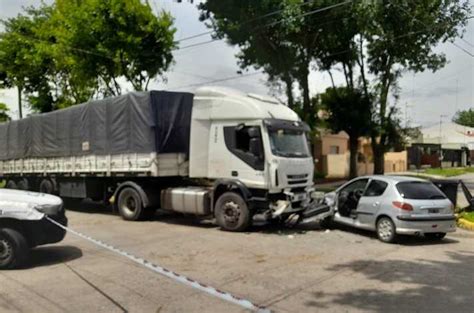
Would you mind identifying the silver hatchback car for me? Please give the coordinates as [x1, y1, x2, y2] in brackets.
[324, 176, 456, 243]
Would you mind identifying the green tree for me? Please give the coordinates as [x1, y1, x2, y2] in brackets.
[453, 109, 474, 127]
[352, 0, 471, 173]
[320, 87, 372, 178]
[0, 0, 177, 113]
[0, 5, 56, 115]
[51, 0, 176, 97]
[199, 0, 350, 121]
[0, 103, 10, 122]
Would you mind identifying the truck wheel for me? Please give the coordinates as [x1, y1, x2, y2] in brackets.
[376, 217, 397, 243]
[5, 180, 17, 189]
[117, 187, 146, 221]
[17, 179, 29, 191]
[0, 228, 29, 270]
[215, 192, 251, 232]
[39, 179, 55, 194]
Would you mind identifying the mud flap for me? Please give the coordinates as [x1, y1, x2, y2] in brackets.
[460, 181, 473, 212]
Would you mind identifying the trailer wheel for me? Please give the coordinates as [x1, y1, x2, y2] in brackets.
[17, 179, 29, 191]
[117, 187, 146, 221]
[5, 180, 17, 189]
[39, 179, 55, 194]
[0, 228, 29, 270]
[215, 192, 251, 232]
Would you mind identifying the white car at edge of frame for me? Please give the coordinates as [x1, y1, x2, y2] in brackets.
[0, 189, 68, 269]
[322, 175, 456, 243]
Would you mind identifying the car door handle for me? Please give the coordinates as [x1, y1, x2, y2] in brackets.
[372, 202, 380, 207]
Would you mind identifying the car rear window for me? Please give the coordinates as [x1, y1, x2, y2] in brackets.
[396, 181, 447, 200]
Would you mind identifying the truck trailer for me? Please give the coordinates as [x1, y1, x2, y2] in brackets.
[0, 86, 328, 231]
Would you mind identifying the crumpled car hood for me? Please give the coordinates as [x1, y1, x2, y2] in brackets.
[0, 189, 62, 221]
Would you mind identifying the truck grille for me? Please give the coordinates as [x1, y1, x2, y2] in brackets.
[287, 174, 309, 185]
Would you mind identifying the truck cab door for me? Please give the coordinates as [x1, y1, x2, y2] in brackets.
[220, 124, 266, 187]
[356, 179, 389, 226]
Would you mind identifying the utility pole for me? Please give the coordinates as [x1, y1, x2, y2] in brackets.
[404, 102, 413, 128]
[17, 86, 23, 119]
[439, 114, 447, 168]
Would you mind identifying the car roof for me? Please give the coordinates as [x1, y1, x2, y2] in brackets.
[355, 175, 428, 184]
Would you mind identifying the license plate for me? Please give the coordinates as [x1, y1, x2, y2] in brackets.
[293, 193, 307, 201]
[428, 208, 439, 214]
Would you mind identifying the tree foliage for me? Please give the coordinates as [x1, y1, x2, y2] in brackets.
[0, 103, 10, 122]
[320, 87, 372, 178]
[453, 109, 474, 127]
[199, 0, 353, 122]
[0, 0, 176, 113]
[200, 0, 470, 174]
[352, 0, 471, 173]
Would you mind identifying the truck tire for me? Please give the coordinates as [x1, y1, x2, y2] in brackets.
[215, 192, 251, 232]
[17, 179, 29, 191]
[0, 228, 29, 269]
[39, 179, 55, 194]
[5, 180, 17, 189]
[117, 187, 147, 221]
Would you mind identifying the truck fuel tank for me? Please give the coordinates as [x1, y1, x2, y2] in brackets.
[161, 187, 211, 215]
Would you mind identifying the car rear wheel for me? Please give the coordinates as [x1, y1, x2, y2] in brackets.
[215, 192, 251, 232]
[0, 228, 29, 270]
[376, 217, 397, 243]
[425, 232, 446, 240]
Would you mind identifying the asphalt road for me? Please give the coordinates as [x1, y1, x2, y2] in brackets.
[1, 207, 473, 313]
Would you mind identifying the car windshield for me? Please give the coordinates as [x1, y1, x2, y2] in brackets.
[396, 181, 447, 200]
[268, 129, 310, 158]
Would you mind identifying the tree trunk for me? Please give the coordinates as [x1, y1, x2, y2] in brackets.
[284, 76, 295, 109]
[372, 139, 385, 174]
[300, 68, 310, 122]
[349, 135, 359, 178]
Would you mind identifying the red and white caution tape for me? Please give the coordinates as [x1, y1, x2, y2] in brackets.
[46, 217, 270, 312]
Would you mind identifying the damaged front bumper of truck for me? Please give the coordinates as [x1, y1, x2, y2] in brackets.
[256, 187, 331, 224]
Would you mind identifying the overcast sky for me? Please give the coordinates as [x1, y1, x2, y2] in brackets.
[0, 0, 473, 127]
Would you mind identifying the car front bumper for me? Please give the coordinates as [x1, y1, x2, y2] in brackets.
[395, 214, 456, 235]
[25, 213, 68, 247]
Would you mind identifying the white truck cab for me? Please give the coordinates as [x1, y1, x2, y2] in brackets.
[181, 87, 319, 230]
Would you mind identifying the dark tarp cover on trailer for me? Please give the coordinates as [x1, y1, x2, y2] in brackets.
[0, 91, 194, 160]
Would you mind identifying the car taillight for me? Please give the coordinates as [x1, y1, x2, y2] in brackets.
[392, 201, 413, 211]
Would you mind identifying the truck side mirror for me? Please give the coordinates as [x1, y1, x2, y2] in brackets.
[247, 127, 260, 138]
[249, 138, 263, 159]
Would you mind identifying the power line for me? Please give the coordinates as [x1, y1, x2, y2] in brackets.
[175, 0, 320, 43]
[389, 1, 474, 58]
[168, 71, 263, 90]
[460, 38, 474, 48]
[168, 46, 355, 90]
[177, 0, 353, 51]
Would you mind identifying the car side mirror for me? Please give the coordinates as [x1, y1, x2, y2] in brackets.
[249, 138, 263, 159]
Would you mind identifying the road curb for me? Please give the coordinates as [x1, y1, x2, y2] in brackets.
[457, 218, 474, 231]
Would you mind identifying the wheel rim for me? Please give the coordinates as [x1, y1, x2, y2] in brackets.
[120, 192, 139, 216]
[378, 219, 393, 241]
[223, 201, 241, 226]
[0, 239, 12, 261]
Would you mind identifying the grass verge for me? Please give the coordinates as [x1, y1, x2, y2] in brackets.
[425, 167, 474, 177]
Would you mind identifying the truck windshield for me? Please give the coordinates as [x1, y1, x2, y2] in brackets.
[269, 129, 310, 158]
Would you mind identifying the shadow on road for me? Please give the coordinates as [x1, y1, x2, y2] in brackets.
[27, 245, 83, 269]
[305, 250, 474, 312]
[327, 222, 459, 246]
